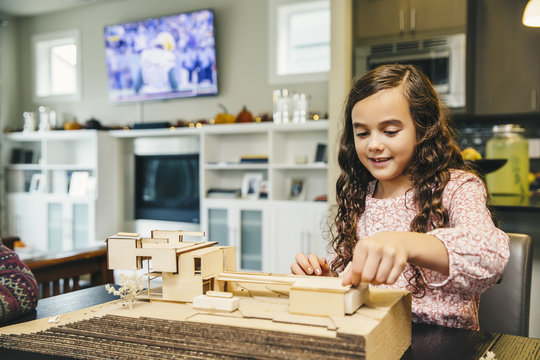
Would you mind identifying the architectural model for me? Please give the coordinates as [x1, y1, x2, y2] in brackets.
[105, 230, 369, 317]
[0, 230, 412, 360]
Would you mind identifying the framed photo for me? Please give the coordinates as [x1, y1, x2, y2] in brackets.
[69, 171, 90, 197]
[289, 178, 306, 201]
[29, 173, 45, 193]
[315, 143, 327, 163]
[241, 172, 264, 199]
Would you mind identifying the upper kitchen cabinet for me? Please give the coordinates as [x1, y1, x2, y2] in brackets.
[354, 0, 467, 42]
[473, 0, 540, 114]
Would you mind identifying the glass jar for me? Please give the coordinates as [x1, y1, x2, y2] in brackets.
[485, 124, 529, 194]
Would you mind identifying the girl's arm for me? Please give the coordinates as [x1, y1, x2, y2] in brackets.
[341, 231, 449, 286]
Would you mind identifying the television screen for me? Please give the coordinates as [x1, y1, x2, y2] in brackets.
[104, 9, 217, 103]
[135, 154, 200, 223]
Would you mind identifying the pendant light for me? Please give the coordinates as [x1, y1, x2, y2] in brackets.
[523, 0, 540, 27]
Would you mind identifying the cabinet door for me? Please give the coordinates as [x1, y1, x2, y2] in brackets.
[206, 203, 266, 272]
[474, 0, 540, 114]
[7, 194, 47, 252]
[410, 0, 466, 34]
[305, 203, 330, 258]
[239, 209, 263, 271]
[355, 0, 404, 40]
[47, 201, 92, 252]
[207, 208, 231, 246]
[272, 202, 329, 274]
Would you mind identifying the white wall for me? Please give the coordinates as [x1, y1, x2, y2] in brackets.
[8, 0, 328, 130]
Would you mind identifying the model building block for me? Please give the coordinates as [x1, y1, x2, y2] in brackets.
[193, 291, 240, 312]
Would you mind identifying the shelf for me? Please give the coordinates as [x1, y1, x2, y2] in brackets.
[109, 127, 199, 138]
[271, 119, 328, 132]
[7, 192, 95, 202]
[4, 129, 98, 141]
[204, 163, 269, 170]
[6, 164, 95, 171]
[272, 163, 327, 170]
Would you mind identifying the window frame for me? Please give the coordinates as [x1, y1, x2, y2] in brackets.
[268, 0, 330, 84]
[32, 29, 82, 103]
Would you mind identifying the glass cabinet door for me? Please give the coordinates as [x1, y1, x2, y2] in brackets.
[208, 208, 229, 246]
[47, 203, 63, 252]
[206, 205, 264, 271]
[240, 210, 262, 271]
[72, 203, 89, 249]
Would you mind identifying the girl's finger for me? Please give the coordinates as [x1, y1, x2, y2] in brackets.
[373, 255, 394, 285]
[308, 254, 322, 275]
[295, 252, 312, 274]
[290, 262, 307, 275]
[361, 251, 383, 284]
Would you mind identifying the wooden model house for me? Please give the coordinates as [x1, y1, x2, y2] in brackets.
[106, 230, 368, 317]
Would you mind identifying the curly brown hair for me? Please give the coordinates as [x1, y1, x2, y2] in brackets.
[330, 64, 474, 297]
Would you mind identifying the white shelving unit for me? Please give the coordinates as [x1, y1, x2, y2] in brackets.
[2, 130, 121, 253]
[199, 120, 329, 273]
[2, 122, 329, 271]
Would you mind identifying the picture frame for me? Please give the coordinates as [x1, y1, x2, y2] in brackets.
[29, 173, 45, 193]
[241, 172, 264, 199]
[289, 178, 306, 201]
[69, 171, 90, 197]
[315, 143, 327, 163]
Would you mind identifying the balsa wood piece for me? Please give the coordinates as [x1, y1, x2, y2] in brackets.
[345, 284, 369, 314]
[115, 232, 140, 238]
[206, 291, 233, 298]
[192, 294, 240, 312]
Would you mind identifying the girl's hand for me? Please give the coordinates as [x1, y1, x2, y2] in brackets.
[291, 252, 332, 276]
[341, 231, 408, 286]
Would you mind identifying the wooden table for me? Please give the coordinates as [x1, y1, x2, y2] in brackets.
[1, 285, 539, 359]
[22, 246, 114, 298]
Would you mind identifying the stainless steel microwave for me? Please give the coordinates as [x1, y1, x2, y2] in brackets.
[354, 33, 466, 108]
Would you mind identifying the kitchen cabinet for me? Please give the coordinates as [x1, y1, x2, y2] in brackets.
[473, 0, 540, 114]
[354, 0, 466, 41]
[272, 201, 329, 273]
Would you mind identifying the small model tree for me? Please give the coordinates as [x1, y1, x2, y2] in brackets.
[105, 272, 145, 310]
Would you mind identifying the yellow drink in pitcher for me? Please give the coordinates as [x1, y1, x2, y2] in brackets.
[485, 124, 529, 195]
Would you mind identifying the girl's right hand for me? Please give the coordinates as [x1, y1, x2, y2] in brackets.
[290, 252, 332, 276]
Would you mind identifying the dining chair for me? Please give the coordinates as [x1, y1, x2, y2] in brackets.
[478, 233, 533, 337]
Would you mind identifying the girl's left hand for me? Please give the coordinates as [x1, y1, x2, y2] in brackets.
[341, 231, 408, 287]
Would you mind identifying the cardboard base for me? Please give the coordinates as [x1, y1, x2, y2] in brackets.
[0, 287, 411, 360]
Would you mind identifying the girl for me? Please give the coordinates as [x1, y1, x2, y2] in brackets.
[291, 64, 509, 330]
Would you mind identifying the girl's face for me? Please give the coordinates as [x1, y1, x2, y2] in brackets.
[351, 87, 417, 194]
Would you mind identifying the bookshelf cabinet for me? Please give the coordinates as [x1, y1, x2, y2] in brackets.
[199, 120, 329, 272]
[2, 130, 121, 252]
[2, 122, 329, 271]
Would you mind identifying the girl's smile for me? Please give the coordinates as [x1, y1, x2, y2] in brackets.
[351, 87, 417, 198]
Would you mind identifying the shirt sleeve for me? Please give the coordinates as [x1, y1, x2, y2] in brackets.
[0, 244, 39, 323]
[420, 173, 510, 296]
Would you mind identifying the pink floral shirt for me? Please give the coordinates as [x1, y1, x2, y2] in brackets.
[355, 170, 509, 330]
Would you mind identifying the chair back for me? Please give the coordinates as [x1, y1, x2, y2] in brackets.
[478, 233, 532, 336]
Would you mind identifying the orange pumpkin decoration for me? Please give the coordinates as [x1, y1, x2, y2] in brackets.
[236, 106, 254, 123]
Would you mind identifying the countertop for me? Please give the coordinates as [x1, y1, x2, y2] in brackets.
[490, 192, 540, 211]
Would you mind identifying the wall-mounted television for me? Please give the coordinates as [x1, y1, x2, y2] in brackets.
[104, 9, 217, 103]
[135, 154, 200, 223]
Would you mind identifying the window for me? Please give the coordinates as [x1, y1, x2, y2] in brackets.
[269, 0, 330, 84]
[32, 30, 81, 102]
[194, 257, 201, 275]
